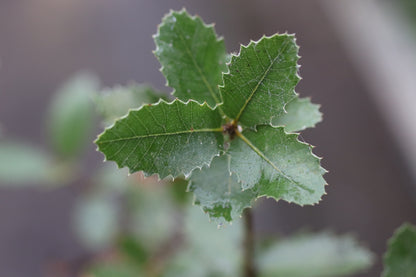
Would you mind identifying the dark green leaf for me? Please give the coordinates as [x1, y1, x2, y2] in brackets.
[383, 223, 416, 277]
[96, 100, 223, 179]
[154, 9, 227, 108]
[221, 34, 300, 128]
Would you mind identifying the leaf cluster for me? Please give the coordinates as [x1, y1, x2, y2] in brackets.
[95, 9, 327, 223]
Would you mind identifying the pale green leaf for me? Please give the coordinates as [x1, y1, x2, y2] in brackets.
[154, 9, 227, 108]
[221, 34, 300, 128]
[164, 205, 243, 277]
[73, 192, 119, 251]
[95, 84, 167, 126]
[188, 155, 256, 223]
[47, 72, 98, 158]
[258, 232, 374, 277]
[96, 100, 223, 179]
[126, 183, 178, 252]
[229, 126, 326, 205]
[272, 97, 322, 132]
[383, 223, 416, 277]
[0, 140, 65, 186]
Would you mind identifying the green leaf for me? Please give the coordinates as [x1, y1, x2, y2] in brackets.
[95, 84, 167, 126]
[96, 100, 223, 179]
[221, 34, 300, 128]
[272, 97, 322, 132]
[229, 126, 326, 205]
[383, 223, 416, 277]
[118, 236, 148, 266]
[126, 181, 178, 252]
[188, 155, 256, 223]
[88, 261, 141, 277]
[258, 232, 374, 277]
[47, 72, 98, 158]
[73, 192, 119, 251]
[154, 9, 227, 108]
[0, 140, 66, 186]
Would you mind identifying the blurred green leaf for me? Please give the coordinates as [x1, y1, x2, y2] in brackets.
[383, 223, 416, 277]
[73, 192, 119, 251]
[47, 72, 98, 159]
[127, 184, 178, 251]
[95, 84, 167, 126]
[164, 206, 243, 277]
[0, 140, 67, 186]
[257, 232, 374, 277]
[88, 261, 142, 277]
[118, 236, 148, 266]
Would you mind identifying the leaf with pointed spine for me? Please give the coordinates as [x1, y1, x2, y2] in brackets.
[383, 223, 416, 277]
[154, 9, 227, 108]
[273, 97, 322, 132]
[229, 126, 326, 205]
[95, 84, 167, 126]
[95, 100, 223, 179]
[188, 155, 256, 223]
[221, 34, 300, 128]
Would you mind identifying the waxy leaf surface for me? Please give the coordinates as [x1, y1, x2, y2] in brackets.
[96, 100, 223, 179]
[221, 34, 300, 128]
[188, 155, 256, 223]
[229, 126, 326, 205]
[383, 223, 416, 277]
[273, 97, 322, 132]
[154, 9, 227, 108]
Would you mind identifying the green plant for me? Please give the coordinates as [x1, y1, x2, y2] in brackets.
[92, 9, 370, 277]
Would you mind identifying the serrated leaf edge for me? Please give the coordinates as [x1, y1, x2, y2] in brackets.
[94, 98, 223, 181]
[153, 8, 226, 113]
[219, 33, 302, 129]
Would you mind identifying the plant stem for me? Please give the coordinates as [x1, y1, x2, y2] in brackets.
[243, 209, 257, 277]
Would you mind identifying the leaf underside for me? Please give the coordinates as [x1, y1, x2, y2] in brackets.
[95, 100, 223, 179]
[154, 9, 227, 108]
[188, 155, 256, 223]
[221, 34, 300, 128]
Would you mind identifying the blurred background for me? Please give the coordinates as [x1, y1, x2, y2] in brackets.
[1, 0, 416, 276]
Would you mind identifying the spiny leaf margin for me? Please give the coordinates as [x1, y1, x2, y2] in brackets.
[95, 99, 224, 180]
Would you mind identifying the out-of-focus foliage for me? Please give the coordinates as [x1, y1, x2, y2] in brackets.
[0, 140, 56, 185]
[47, 72, 98, 159]
[257, 232, 374, 277]
[383, 223, 416, 277]
[94, 84, 167, 126]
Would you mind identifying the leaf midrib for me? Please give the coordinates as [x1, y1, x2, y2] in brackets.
[176, 28, 226, 116]
[237, 131, 313, 193]
[98, 127, 223, 144]
[234, 39, 291, 123]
